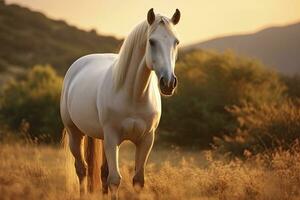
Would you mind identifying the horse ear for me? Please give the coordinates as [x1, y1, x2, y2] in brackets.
[171, 9, 181, 25]
[147, 8, 155, 25]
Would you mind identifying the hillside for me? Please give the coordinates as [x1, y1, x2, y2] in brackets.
[186, 22, 300, 75]
[0, 1, 121, 74]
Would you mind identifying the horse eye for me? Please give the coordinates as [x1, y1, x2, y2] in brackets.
[149, 39, 155, 46]
[175, 39, 180, 46]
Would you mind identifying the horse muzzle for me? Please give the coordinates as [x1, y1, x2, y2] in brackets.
[159, 75, 177, 96]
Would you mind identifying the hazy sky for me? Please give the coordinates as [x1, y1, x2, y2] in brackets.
[6, 0, 300, 45]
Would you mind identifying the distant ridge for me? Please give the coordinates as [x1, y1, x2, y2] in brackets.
[0, 2, 121, 74]
[186, 22, 300, 75]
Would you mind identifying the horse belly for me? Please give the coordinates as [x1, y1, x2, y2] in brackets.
[69, 101, 103, 138]
[66, 57, 113, 139]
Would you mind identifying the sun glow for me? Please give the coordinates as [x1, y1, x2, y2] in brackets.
[5, 0, 300, 44]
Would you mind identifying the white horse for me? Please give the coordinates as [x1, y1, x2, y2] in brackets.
[60, 8, 181, 199]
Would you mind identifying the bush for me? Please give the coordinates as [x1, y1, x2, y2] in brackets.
[214, 100, 300, 156]
[281, 74, 300, 98]
[0, 65, 63, 142]
[160, 50, 286, 147]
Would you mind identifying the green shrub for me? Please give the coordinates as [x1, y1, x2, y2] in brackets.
[214, 100, 300, 156]
[160, 50, 286, 147]
[0, 65, 63, 142]
[281, 74, 300, 98]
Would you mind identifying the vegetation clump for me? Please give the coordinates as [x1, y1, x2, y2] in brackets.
[0, 65, 63, 142]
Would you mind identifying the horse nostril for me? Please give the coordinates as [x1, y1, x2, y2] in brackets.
[172, 76, 177, 88]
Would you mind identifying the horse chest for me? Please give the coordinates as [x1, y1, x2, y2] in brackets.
[104, 102, 160, 141]
[121, 117, 147, 140]
[120, 110, 160, 141]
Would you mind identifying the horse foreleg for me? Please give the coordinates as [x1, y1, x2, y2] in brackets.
[103, 129, 121, 200]
[133, 132, 154, 189]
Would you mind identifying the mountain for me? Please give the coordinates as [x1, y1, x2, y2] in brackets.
[0, 1, 122, 74]
[186, 22, 300, 75]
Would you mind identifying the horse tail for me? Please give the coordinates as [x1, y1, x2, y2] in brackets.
[61, 128, 78, 193]
[84, 136, 102, 193]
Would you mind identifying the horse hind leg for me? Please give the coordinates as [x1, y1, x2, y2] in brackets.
[67, 125, 88, 195]
[101, 145, 109, 194]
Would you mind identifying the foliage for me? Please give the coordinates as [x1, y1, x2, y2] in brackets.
[160, 50, 286, 147]
[281, 74, 300, 98]
[0, 65, 63, 142]
[214, 100, 300, 156]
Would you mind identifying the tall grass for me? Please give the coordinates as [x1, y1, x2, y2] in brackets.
[1, 141, 300, 200]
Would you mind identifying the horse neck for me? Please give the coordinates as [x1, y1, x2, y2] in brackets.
[113, 21, 157, 102]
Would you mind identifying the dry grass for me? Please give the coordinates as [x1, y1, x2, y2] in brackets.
[1, 141, 300, 200]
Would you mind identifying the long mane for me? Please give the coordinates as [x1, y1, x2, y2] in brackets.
[113, 21, 148, 89]
[113, 16, 172, 90]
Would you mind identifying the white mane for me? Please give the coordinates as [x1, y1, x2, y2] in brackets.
[113, 15, 173, 90]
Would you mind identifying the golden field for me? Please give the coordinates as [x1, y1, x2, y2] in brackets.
[1, 141, 300, 200]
